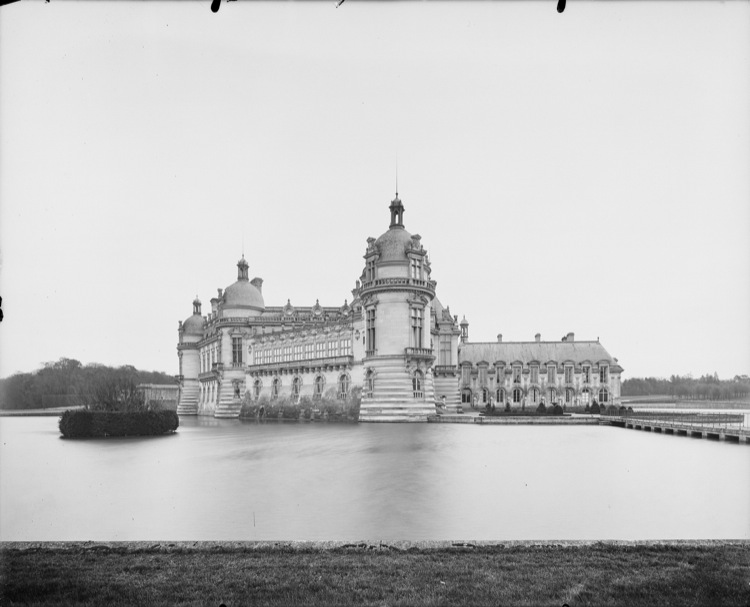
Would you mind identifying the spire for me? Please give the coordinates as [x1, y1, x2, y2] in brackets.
[192, 296, 202, 315]
[237, 255, 249, 281]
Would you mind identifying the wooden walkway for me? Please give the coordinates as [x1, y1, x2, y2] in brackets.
[600, 413, 750, 443]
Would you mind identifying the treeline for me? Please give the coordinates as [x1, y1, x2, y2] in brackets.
[0, 358, 175, 410]
[622, 373, 750, 400]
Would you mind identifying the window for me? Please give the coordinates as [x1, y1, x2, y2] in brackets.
[582, 366, 591, 383]
[253, 379, 262, 399]
[529, 387, 540, 404]
[512, 388, 522, 403]
[315, 341, 324, 359]
[328, 340, 336, 357]
[513, 366, 522, 384]
[496, 388, 506, 404]
[599, 365, 609, 384]
[530, 365, 539, 384]
[294, 345, 302, 360]
[340, 338, 352, 356]
[581, 388, 590, 405]
[564, 366, 573, 384]
[410, 258, 422, 280]
[338, 374, 350, 400]
[365, 369, 375, 398]
[598, 387, 609, 403]
[413, 370, 424, 398]
[305, 343, 313, 359]
[232, 337, 242, 365]
[547, 364, 556, 383]
[314, 375, 325, 399]
[547, 387, 557, 403]
[271, 377, 280, 399]
[411, 308, 423, 348]
[461, 388, 472, 404]
[284, 346, 291, 362]
[366, 260, 375, 282]
[565, 388, 574, 403]
[439, 335, 451, 365]
[292, 377, 301, 401]
[366, 308, 376, 351]
[481, 388, 488, 404]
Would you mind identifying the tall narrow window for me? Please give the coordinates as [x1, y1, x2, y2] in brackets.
[365, 369, 375, 398]
[253, 379, 262, 399]
[413, 370, 424, 398]
[232, 337, 242, 366]
[583, 366, 591, 383]
[439, 335, 451, 365]
[598, 387, 609, 403]
[292, 377, 301, 401]
[314, 375, 325, 399]
[315, 341, 324, 359]
[366, 308, 376, 352]
[530, 365, 539, 384]
[547, 364, 556, 383]
[410, 259, 422, 280]
[338, 374, 350, 400]
[513, 366, 522, 384]
[599, 365, 609, 384]
[564, 366, 573, 384]
[411, 308, 423, 348]
[271, 377, 280, 400]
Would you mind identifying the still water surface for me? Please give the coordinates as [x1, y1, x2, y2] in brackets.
[1, 416, 748, 541]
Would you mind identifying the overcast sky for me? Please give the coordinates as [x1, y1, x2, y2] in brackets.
[0, 0, 748, 381]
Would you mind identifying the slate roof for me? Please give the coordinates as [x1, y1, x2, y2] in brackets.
[459, 341, 619, 367]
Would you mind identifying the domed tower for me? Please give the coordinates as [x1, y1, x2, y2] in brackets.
[176, 297, 205, 415]
[357, 194, 437, 421]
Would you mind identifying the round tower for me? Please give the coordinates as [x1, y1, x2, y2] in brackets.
[176, 296, 204, 415]
[357, 194, 437, 421]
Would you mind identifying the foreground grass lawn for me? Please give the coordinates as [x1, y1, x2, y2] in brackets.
[1, 541, 749, 606]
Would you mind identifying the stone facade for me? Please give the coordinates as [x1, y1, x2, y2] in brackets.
[176, 194, 623, 421]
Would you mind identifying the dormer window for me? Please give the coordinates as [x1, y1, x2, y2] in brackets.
[512, 366, 522, 384]
[530, 365, 539, 383]
[547, 364, 556, 383]
[599, 365, 609, 384]
[583, 365, 591, 383]
[410, 258, 422, 280]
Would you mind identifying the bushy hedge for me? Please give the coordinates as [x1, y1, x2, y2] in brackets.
[59, 409, 179, 438]
[240, 387, 361, 422]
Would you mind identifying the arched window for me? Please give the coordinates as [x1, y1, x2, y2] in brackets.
[598, 387, 609, 403]
[314, 375, 325, 399]
[581, 388, 590, 405]
[547, 387, 557, 404]
[529, 387, 540, 405]
[496, 388, 506, 404]
[253, 379, 262, 399]
[461, 388, 472, 404]
[413, 370, 424, 398]
[512, 388, 522, 403]
[338, 373, 350, 400]
[271, 377, 280, 400]
[292, 376, 301, 401]
[481, 388, 489, 404]
[565, 388, 574, 403]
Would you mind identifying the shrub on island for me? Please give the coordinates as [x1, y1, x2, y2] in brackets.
[59, 409, 178, 438]
[59, 374, 179, 438]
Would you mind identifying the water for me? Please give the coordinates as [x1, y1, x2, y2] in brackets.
[1, 416, 748, 542]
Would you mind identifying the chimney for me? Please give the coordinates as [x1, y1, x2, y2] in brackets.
[497, 334, 503, 343]
[535, 333, 541, 342]
[567, 332, 574, 342]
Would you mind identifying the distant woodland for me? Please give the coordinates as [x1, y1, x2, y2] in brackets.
[0, 358, 175, 410]
[622, 373, 750, 400]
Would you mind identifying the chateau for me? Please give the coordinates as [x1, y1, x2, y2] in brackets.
[176, 195, 623, 421]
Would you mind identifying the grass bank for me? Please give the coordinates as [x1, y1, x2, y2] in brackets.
[2, 541, 748, 606]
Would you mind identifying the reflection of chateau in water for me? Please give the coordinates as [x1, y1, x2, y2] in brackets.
[176, 195, 622, 421]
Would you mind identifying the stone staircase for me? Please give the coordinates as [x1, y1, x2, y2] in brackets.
[214, 381, 243, 418]
[359, 357, 437, 422]
[176, 381, 199, 416]
[433, 374, 462, 413]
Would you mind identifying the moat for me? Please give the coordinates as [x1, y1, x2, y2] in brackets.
[1, 416, 748, 542]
